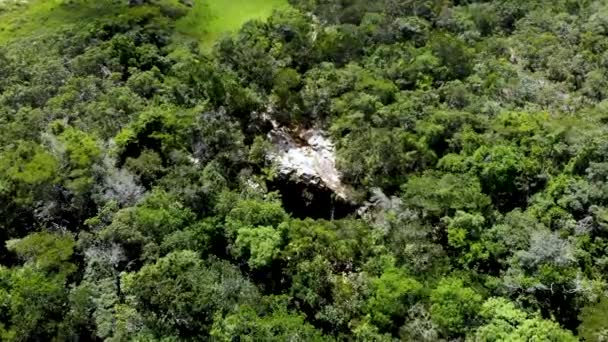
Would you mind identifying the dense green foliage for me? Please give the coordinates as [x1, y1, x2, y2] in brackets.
[1, 0, 608, 340]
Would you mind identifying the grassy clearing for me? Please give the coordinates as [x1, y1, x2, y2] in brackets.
[0, 0, 60, 42]
[0, 0, 133, 43]
[175, 0, 290, 48]
[0, 0, 289, 47]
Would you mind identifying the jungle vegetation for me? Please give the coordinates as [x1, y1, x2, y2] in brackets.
[0, 0, 608, 340]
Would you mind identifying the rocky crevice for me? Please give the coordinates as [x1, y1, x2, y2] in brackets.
[265, 122, 358, 219]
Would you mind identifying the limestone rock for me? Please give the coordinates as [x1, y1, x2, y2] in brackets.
[267, 126, 351, 201]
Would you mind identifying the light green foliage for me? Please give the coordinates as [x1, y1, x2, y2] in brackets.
[471, 298, 577, 342]
[0, 0, 174, 44]
[578, 297, 608, 342]
[479, 210, 540, 268]
[55, 125, 101, 170]
[281, 220, 377, 317]
[130, 189, 195, 242]
[113, 106, 194, 162]
[366, 266, 423, 329]
[0, 232, 77, 341]
[235, 225, 282, 268]
[472, 145, 541, 195]
[429, 33, 474, 81]
[0, 141, 58, 204]
[430, 277, 483, 337]
[124, 149, 165, 187]
[337, 127, 434, 188]
[215, 7, 313, 91]
[288, 255, 333, 312]
[126, 68, 163, 98]
[225, 198, 288, 238]
[447, 212, 485, 250]
[317, 272, 368, 333]
[501, 228, 585, 325]
[157, 159, 229, 213]
[281, 219, 378, 269]
[160, 219, 217, 256]
[6, 232, 75, 274]
[416, 109, 486, 153]
[0, 266, 71, 341]
[52, 124, 102, 194]
[351, 318, 394, 342]
[104, 304, 149, 342]
[0, 142, 58, 185]
[445, 211, 489, 267]
[211, 300, 327, 341]
[272, 67, 303, 119]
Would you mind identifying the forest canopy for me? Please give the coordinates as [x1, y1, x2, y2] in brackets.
[0, 0, 608, 340]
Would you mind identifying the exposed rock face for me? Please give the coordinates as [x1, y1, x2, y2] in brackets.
[267, 126, 351, 201]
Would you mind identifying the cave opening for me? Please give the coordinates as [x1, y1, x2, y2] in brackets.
[268, 179, 359, 220]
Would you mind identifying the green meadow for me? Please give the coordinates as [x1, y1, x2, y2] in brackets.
[0, 0, 289, 46]
[175, 0, 290, 48]
[0, 0, 140, 43]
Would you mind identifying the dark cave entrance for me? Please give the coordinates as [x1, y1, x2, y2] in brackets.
[268, 179, 359, 220]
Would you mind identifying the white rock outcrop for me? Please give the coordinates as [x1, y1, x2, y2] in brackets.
[267, 126, 351, 201]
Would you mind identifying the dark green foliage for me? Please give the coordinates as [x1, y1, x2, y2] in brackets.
[122, 251, 260, 338]
[211, 297, 328, 341]
[3, 0, 608, 340]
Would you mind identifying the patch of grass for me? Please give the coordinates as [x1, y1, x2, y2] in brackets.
[0, 0, 131, 43]
[175, 0, 290, 49]
[0, 0, 58, 42]
[0, 0, 188, 44]
[0, 0, 289, 48]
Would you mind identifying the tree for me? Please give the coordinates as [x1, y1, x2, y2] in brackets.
[234, 226, 282, 269]
[336, 127, 435, 188]
[479, 209, 540, 271]
[224, 197, 288, 237]
[501, 229, 586, 328]
[429, 33, 474, 81]
[3, 0, 608, 339]
[430, 277, 483, 337]
[471, 297, 577, 342]
[578, 296, 608, 342]
[401, 172, 491, 221]
[365, 266, 423, 332]
[469, 144, 543, 210]
[99, 189, 195, 262]
[6, 232, 76, 275]
[46, 122, 102, 195]
[211, 297, 327, 341]
[112, 106, 194, 165]
[0, 233, 77, 341]
[445, 211, 489, 268]
[0, 141, 59, 206]
[121, 251, 260, 337]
